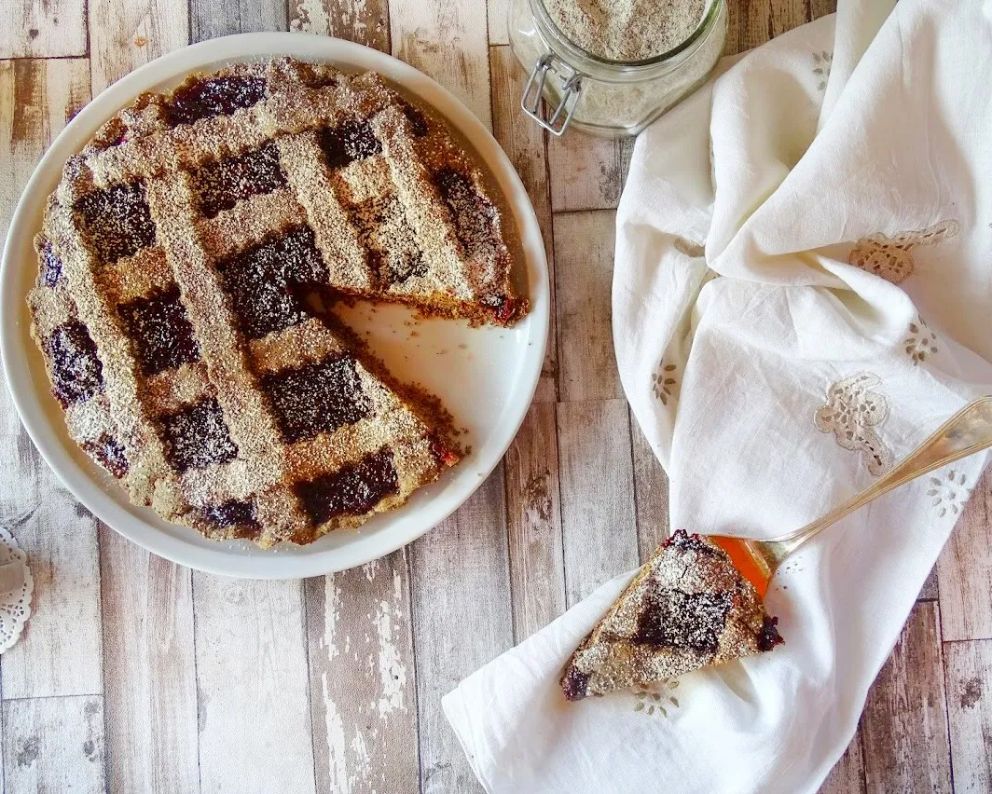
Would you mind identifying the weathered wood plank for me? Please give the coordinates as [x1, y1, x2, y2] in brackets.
[288, 0, 391, 50]
[918, 566, 938, 602]
[557, 399, 639, 605]
[944, 639, 992, 793]
[491, 44, 557, 402]
[937, 465, 992, 641]
[807, 0, 838, 22]
[410, 469, 513, 794]
[2, 695, 105, 794]
[390, 0, 493, 130]
[629, 412, 670, 563]
[553, 210, 621, 402]
[305, 551, 420, 794]
[548, 134, 625, 212]
[89, 0, 188, 93]
[193, 575, 316, 794]
[504, 401, 566, 640]
[0, 0, 87, 59]
[728, 0, 808, 55]
[191, 0, 288, 43]
[818, 729, 867, 794]
[487, 0, 510, 45]
[99, 528, 200, 794]
[861, 602, 952, 794]
[0, 58, 104, 701]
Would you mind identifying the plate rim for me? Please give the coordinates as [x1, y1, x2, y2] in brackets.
[0, 32, 549, 579]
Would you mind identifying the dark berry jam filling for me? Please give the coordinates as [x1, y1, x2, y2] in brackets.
[75, 182, 157, 264]
[217, 226, 328, 340]
[318, 120, 382, 170]
[633, 586, 732, 655]
[159, 397, 238, 472]
[560, 666, 591, 702]
[194, 141, 287, 218]
[434, 168, 499, 259]
[261, 354, 370, 444]
[83, 433, 128, 478]
[398, 99, 429, 137]
[201, 499, 257, 529]
[757, 616, 784, 651]
[165, 75, 267, 127]
[46, 321, 104, 406]
[39, 239, 64, 287]
[118, 285, 200, 376]
[296, 447, 399, 525]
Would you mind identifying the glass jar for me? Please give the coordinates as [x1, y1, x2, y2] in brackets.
[509, 0, 727, 137]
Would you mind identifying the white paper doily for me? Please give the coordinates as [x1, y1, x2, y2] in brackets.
[0, 526, 33, 653]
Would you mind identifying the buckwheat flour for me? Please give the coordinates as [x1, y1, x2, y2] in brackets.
[542, 0, 708, 61]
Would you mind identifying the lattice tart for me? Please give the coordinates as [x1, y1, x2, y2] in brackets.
[28, 57, 527, 548]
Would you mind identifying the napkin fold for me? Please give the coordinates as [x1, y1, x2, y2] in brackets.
[444, 1, 992, 792]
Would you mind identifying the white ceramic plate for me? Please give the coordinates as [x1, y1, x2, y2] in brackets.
[0, 33, 548, 579]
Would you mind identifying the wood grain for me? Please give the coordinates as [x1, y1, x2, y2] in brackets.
[192, 575, 316, 794]
[937, 467, 992, 641]
[2, 695, 105, 794]
[191, 0, 288, 42]
[99, 528, 200, 794]
[630, 413, 671, 562]
[819, 729, 867, 794]
[553, 210, 621, 402]
[305, 552, 420, 794]
[727, 0, 808, 55]
[0, 58, 103, 701]
[862, 602, 952, 794]
[490, 43, 558, 403]
[0, 0, 87, 59]
[410, 470, 513, 793]
[557, 399, 639, 605]
[504, 401, 566, 640]
[288, 0, 390, 49]
[548, 134, 625, 212]
[88, 0, 189, 93]
[389, 0, 493, 130]
[944, 639, 992, 793]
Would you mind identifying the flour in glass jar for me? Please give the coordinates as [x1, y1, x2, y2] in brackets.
[541, 0, 708, 61]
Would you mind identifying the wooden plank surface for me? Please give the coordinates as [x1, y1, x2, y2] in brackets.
[410, 472, 513, 794]
[0, 0, 88, 59]
[944, 639, 992, 793]
[2, 0, 992, 792]
[192, 575, 316, 794]
[2, 696, 105, 794]
[100, 529, 200, 794]
[305, 553, 420, 794]
[553, 210, 622, 402]
[937, 467, 992, 641]
[861, 602, 953, 794]
[0, 57, 104, 702]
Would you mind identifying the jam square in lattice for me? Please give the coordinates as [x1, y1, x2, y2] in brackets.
[318, 120, 383, 170]
[159, 397, 238, 472]
[46, 321, 104, 406]
[217, 226, 328, 340]
[165, 75, 267, 127]
[296, 447, 399, 524]
[75, 182, 157, 264]
[261, 354, 370, 444]
[118, 285, 200, 376]
[193, 141, 287, 219]
[200, 499, 258, 531]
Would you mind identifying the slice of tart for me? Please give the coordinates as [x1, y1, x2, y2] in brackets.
[561, 530, 783, 700]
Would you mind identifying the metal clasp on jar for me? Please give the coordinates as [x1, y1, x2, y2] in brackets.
[520, 52, 582, 136]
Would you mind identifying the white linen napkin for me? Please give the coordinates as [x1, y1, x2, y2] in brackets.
[443, 1, 992, 791]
